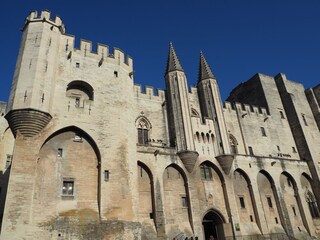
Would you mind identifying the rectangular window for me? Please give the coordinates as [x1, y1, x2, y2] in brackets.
[138, 129, 148, 145]
[239, 196, 245, 208]
[248, 146, 254, 156]
[57, 148, 63, 158]
[275, 217, 278, 224]
[76, 62, 80, 68]
[260, 127, 266, 136]
[267, 196, 273, 208]
[200, 165, 212, 180]
[181, 196, 188, 207]
[114, 71, 118, 77]
[62, 180, 74, 196]
[75, 97, 80, 107]
[250, 215, 254, 222]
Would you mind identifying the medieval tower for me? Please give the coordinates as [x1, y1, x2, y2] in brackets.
[0, 10, 320, 240]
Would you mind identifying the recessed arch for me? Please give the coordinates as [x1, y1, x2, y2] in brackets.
[38, 125, 101, 220]
[137, 161, 156, 228]
[280, 171, 310, 235]
[67, 80, 94, 100]
[202, 208, 226, 239]
[234, 168, 261, 234]
[163, 163, 193, 235]
[41, 125, 101, 163]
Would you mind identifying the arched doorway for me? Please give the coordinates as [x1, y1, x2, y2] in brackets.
[202, 210, 225, 240]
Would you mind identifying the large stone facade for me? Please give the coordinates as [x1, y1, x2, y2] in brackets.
[0, 10, 320, 240]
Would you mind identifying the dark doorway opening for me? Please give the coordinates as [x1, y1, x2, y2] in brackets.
[202, 211, 225, 240]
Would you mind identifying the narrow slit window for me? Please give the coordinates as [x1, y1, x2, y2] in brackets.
[267, 196, 273, 208]
[280, 111, 285, 119]
[239, 196, 245, 208]
[302, 114, 308, 126]
[261, 127, 266, 136]
[76, 62, 80, 68]
[248, 146, 254, 156]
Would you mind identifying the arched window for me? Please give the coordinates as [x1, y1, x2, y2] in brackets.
[66, 80, 94, 108]
[196, 132, 200, 143]
[229, 134, 238, 154]
[306, 190, 320, 218]
[137, 118, 150, 145]
[201, 132, 206, 143]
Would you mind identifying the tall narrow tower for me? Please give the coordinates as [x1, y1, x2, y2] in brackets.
[165, 43, 198, 172]
[197, 52, 230, 155]
[6, 10, 63, 137]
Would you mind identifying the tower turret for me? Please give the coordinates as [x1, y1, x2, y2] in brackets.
[165, 43, 198, 172]
[6, 10, 64, 137]
[197, 52, 230, 155]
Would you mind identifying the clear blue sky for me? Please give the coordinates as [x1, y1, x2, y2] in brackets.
[1, 0, 320, 103]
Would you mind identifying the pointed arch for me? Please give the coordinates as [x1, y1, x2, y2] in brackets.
[258, 170, 286, 234]
[163, 163, 193, 234]
[229, 134, 238, 154]
[41, 125, 101, 162]
[234, 168, 261, 233]
[137, 161, 156, 227]
[280, 171, 310, 235]
[135, 116, 152, 145]
[38, 125, 101, 219]
[301, 173, 320, 219]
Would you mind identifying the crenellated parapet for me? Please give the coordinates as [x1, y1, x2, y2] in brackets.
[224, 101, 270, 117]
[62, 36, 133, 70]
[134, 84, 165, 101]
[24, 10, 64, 33]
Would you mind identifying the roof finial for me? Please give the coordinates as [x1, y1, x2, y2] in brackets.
[165, 42, 184, 74]
[198, 51, 216, 82]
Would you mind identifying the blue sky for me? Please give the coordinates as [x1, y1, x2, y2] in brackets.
[0, 0, 320, 102]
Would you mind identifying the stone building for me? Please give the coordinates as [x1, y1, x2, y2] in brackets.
[0, 10, 320, 240]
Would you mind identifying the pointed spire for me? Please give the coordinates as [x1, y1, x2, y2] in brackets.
[198, 51, 216, 82]
[165, 42, 184, 74]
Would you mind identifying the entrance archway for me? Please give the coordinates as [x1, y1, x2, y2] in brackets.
[202, 210, 225, 240]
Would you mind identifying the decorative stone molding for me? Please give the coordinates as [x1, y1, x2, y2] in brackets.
[177, 150, 199, 173]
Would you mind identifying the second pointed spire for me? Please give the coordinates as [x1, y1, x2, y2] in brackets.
[198, 51, 216, 82]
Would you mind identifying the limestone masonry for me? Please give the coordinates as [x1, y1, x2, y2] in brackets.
[0, 10, 320, 240]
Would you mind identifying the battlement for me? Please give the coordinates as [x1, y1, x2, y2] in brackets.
[62, 35, 133, 68]
[224, 101, 270, 116]
[134, 84, 165, 101]
[26, 10, 64, 32]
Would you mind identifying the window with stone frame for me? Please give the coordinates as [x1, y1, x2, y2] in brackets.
[137, 118, 150, 145]
[306, 190, 320, 218]
[62, 179, 74, 196]
[229, 134, 238, 154]
[200, 164, 213, 180]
